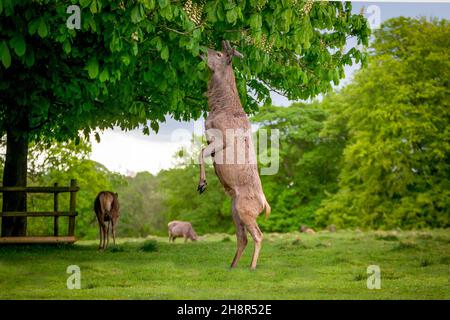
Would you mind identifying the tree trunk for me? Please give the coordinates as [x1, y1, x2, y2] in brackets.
[1, 125, 28, 237]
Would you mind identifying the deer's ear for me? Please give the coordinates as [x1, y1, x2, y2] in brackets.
[226, 48, 244, 64]
[232, 48, 244, 59]
[222, 40, 231, 52]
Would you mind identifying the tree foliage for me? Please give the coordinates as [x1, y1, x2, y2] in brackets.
[116, 172, 166, 237]
[316, 17, 450, 229]
[0, 0, 369, 142]
[252, 103, 344, 231]
[0, 0, 369, 235]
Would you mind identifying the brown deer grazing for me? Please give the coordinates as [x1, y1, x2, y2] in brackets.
[94, 191, 120, 250]
[198, 40, 270, 269]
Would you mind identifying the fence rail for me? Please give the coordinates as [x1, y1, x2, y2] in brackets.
[0, 211, 77, 217]
[0, 186, 79, 193]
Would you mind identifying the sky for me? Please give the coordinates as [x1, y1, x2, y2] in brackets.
[90, 1, 450, 176]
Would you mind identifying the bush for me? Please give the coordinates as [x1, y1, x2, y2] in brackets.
[140, 240, 158, 252]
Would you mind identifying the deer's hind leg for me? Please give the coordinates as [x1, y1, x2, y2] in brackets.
[243, 217, 263, 270]
[102, 222, 108, 250]
[105, 220, 111, 249]
[235, 201, 263, 269]
[97, 216, 107, 250]
[234, 197, 264, 269]
[111, 219, 117, 246]
[230, 198, 248, 268]
[98, 224, 103, 250]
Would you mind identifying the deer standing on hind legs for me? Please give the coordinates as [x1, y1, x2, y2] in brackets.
[94, 191, 120, 250]
[198, 40, 271, 270]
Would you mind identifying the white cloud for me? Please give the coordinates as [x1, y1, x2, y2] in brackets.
[90, 130, 186, 176]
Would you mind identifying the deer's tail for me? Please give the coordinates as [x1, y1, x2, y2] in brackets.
[96, 192, 112, 221]
[263, 196, 271, 220]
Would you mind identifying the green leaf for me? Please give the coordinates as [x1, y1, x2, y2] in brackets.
[0, 41, 11, 68]
[150, 121, 159, 133]
[132, 42, 138, 56]
[80, 0, 92, 8]
[249, 14, 262, 30]
[226, 8, 237, 24]
[25, 48, 35, 67]
[216, 3, 225, 21]
[99, 68, 109, 82]
[10, 34, 26, 57]
[160, 4, 173, 21]
[121, 54, 131, 66]
[131, 5, 143, 23]
[28, 19, 40, 35]
[161, 46, 169, 61]
[90, 0, 98, 13]
[152, 36, 162, 51]
[63, 40, 72, 54]
[87, 58, 99, 79]
[223, 1, 236, 10]
[87, 15, 97, 32]
[38, 19, 48, 38]
[197, 60, 206, 70]
[205, 1, 217, 23]
[110, 31, 122, 52]
[143, 0, 155, 10]
[158, 0, 169, 9]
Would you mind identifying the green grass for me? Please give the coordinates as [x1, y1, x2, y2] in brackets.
[0, 230, 449, 299]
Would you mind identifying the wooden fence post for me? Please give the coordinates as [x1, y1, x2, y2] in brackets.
[53, 183, 59, 236]
[68, 179, 77, 236]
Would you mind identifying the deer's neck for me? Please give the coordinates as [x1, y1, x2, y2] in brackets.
[207, 67, 242, 113]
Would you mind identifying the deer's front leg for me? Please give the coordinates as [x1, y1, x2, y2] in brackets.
[198, 140, 222, 194]
[197, 146, 209, 194]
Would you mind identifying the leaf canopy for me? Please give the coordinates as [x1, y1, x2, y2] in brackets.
[0, 0, 370, 143]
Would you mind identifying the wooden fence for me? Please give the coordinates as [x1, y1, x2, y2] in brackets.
[0, 179, 79, 244]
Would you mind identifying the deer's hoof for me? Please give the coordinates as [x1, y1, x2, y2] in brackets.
[197, 181, 207, 194]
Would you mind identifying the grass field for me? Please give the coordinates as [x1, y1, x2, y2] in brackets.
[0, 230, 449, 299]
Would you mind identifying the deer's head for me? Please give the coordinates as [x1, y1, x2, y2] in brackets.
[201, 40, 243, 73]
[189, 229, 199, 241]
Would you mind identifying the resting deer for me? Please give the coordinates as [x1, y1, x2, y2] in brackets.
[198, 40, 271, 269]
[94, 191, 120, 250]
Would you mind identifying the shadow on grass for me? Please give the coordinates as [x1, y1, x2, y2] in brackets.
[391, 240, 418, 251]
[419, 258, 434, 267]
[0, 243, 97, 253]
[0, 241, 159, 254]
[353, 273, 365, 281]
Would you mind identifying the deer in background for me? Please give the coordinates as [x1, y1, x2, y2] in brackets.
[94, 191, 120, 250]
[168, 221, 198, 243]
[198, 40, 271, 269]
